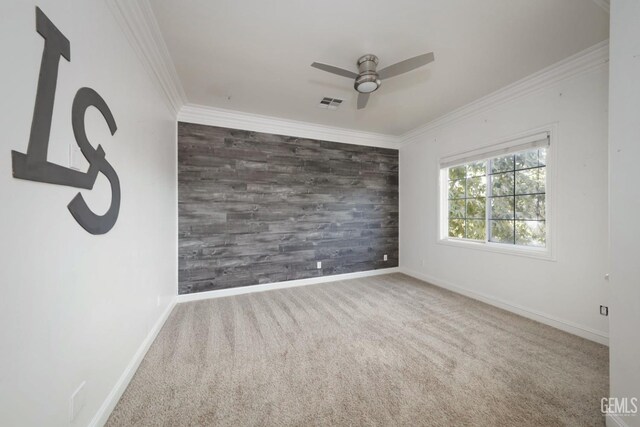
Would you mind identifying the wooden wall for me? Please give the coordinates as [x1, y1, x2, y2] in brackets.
[178, 122, 399, 294]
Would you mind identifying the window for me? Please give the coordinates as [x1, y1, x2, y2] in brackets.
[441, 133, 550, 252]
[447, 161, 487, 240]
[488, 149, 546, 246]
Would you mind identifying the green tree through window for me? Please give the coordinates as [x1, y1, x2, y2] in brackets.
[446, 147, 547, 247]
[447, 161, 487, 240]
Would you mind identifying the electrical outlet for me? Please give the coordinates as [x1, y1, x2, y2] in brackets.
[383, 254, 388, 261]
[600, 305, 609, 316]
[156, 296, 161, 307]
[70, 381, 86, 422]
[317, 261, 322, 269]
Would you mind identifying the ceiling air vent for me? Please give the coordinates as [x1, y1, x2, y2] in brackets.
[318, 97, 343, 110]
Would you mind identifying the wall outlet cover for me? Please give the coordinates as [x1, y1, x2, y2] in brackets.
[600, 305, 609, 316]
[383, 254, 388, 261]
[317, 261, 322, 269]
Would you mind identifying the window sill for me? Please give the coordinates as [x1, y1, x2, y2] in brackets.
[436, 238, 556, 261]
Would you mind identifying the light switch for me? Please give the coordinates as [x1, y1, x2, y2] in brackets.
[69, 144, 84, 171]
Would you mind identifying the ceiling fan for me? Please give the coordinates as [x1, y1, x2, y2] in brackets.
[311, 52, 435, 109]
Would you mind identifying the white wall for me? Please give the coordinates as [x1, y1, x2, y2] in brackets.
[400, 62, 610, 344]
[0, 1, 177, 426]
[609, 1, 640, 425]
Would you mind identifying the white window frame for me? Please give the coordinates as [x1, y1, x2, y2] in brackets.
[437, 125, 557, 261]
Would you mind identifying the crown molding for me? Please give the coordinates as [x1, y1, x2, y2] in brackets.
[592, 0, 610, 14]
[400, 40, 610, 145]
[106, 0, 187, 115]
[178, 104, 401, 149]
[105, 0, 607, 148]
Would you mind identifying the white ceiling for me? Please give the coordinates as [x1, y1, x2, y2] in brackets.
[149, 0, 609, 136]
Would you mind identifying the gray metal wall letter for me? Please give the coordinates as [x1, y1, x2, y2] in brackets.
[11, 7, 121, 235]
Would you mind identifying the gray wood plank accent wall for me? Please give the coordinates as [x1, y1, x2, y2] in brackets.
[178, 122, 399, 294]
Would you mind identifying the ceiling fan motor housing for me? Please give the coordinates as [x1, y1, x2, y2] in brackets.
[355, 54, 381, 93]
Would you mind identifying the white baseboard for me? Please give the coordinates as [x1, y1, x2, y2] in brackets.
[176, 267, 400, 303]
[88, 298, 177, 427]
[400, 267, 609, 346]
[607, 414, 633, 427]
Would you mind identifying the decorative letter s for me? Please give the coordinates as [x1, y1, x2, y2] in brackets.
[68, 88, 120, 235]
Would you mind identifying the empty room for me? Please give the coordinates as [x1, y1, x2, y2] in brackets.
[1, 0, 639, 426]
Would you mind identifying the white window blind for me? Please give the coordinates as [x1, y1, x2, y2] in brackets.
[440, 132, 550, 169]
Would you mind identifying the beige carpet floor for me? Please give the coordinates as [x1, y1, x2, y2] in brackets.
[107, 273, 608, 426]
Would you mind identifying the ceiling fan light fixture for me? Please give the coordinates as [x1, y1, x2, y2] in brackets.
[356, 80, 379, 93]
[354, 74, 381, 93]
[354, 54, 381, 93]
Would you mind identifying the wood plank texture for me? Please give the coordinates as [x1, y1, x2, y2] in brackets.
[178, 122, 399, 294]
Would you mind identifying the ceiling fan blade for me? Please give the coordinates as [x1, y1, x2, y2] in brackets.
[378, 52, 435, 80]
[357, 93, 370, 110]
[311, 62, 358, 79]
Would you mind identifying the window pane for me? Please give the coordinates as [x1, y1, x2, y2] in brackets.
[466, 220, 486, 240]
[538, 148, 547, 166]
[447, 162, 487, 242]
[491, 172, 514, 196]
[515, 195, 545, 220]
[491, 155, 514, 173]
[448, 179, 465, 199]
[466, 161, 486, 177]
[515, 168, 545, 194]
[449, 165, 466, 181]
[466, 176, 486, 197]
[466, 197, 486, 219]
[515, 150, 539, 170]
[448, 219, 465, 238]
[491, 196, 514, 219]
[490, 220, 514, 244]
[515, 220, 546, 247]
[448, 199, 465, 218]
